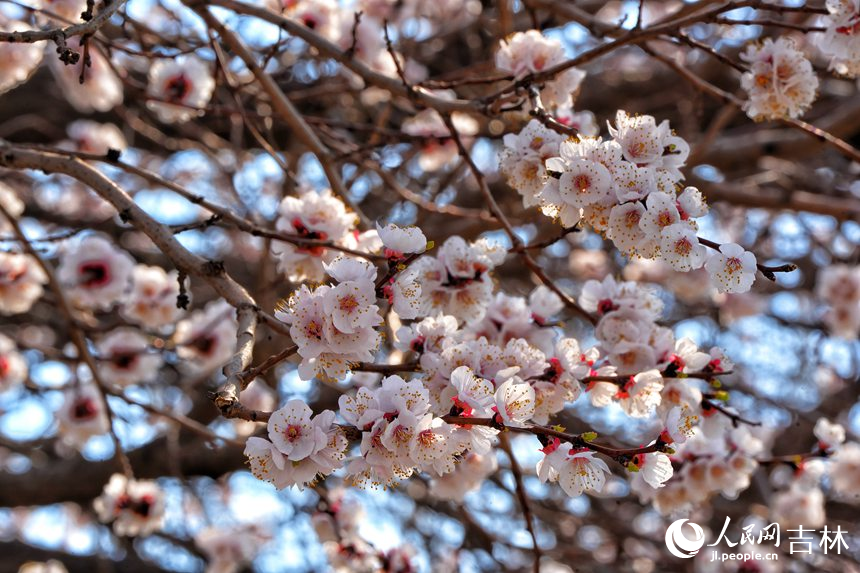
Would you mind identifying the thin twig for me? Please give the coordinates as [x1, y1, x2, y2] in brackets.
[499, 433, 541, 573]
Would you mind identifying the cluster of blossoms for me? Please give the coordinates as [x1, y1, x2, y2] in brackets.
[761, 418, 860, 528]
[0, 4, 222, 121]
[571, 275, 751, 501]
[338, 374, 466, 487]
[392, 288, 583, 424]
[247, 264, 750, 501]
[579, 274, 724, 387]
[651, 413, 765, 514]
[390, 235, 506, 322]
[55, 234, 238, 379]
[502, 110, 761, 293]
[817, 0, 860, 77]
[765, 418, 844, 529]
[94, 473, 165, 536]
[816, 264, 860, 338]
[312, 488, 417, 572]
[244, 399, 348, 489]
[194, 524, 270, 573]
[45, 233, 240, 448]
[1, 7, 220, 122]
[740, 37, 819, 120]
[271, 188, 377, 282]
[276, 257, 382, 381]
[495, 30, 586, 110]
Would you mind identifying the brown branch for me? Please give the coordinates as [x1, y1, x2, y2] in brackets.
[499, 433, 542, 573]
[713, 17, 826, 32]
[527, 86, 580, 137]
[488, 0, 758, 98]
[0, 142, 261, 417]
[701, 398, 762, 427]
[204, 0, 481, 114]
[0, 0, 127, 44]
[236, 344, 299, 387]
[642, 42, 860, 165]
[441, 416, 663, 460]
[580, 370, 734, 385]
[191, 4, 369, 226]
[351, 361, 420, 374]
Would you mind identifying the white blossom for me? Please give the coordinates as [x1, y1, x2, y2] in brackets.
[704, 243, 757, 294]
[740, 37, 818, 120]
[94, 473, 165, 536]
[96, 328, 162, 387]
[57, 235, 134, 310]
[377, 223, 427, 258]
[147, 57, 215, 123]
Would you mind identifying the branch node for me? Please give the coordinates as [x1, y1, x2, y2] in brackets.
[203, 260, 225, 276]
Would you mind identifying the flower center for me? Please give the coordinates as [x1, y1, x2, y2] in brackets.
[725, 257, 743, 274]
[393, 424, 412, 445]
[629, 141, 647, 157]
[673, 237, 692, 256]
[116, 493, 154, 517]
[339, 295, 359, 313]
[418, 429, 436, 447]
[656, 211, 674, 228]
[573, 174, 591, 192]
[836, 19, 860, 35]
[79, 262, 111, 288]
[305, 319, 323, 340]
[301, 15, 318, 30]
[597, 299, 618, 315]
[73, 398, 98, 420]
[624, 209, 641, 228]
[112, 350, 139, 370]
[190, 334, 216, 356]
[285, 424, 302, 442]
[164, 74, 192, 102]
[0, 264, 25, 284]
[292, 218, 328, 256]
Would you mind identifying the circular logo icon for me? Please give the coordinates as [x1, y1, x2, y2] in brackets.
[665, 519, 705, 559]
